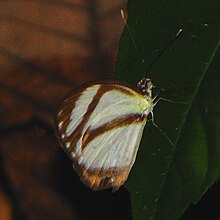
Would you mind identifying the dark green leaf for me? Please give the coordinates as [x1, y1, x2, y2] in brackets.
[115, 0, 220, 219]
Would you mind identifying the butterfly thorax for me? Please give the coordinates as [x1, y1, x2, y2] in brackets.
[137, 78, 154, 116]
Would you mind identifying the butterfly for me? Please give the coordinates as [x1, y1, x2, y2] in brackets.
[54, 77, 157, 191]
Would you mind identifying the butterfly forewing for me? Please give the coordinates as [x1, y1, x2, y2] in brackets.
[55, 81, 151, 191]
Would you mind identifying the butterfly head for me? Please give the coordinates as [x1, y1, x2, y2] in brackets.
[137, 77, 153, 97]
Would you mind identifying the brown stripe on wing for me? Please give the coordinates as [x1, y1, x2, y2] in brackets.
[55, 90, 83, 157]
[95, 80, 142, 96]
[113, 84, 134, 96]
[64, 85, 118, 154]
[73, 160, 131, 191]
[81, 113, 146, 151]
[56, 84, 102, 155]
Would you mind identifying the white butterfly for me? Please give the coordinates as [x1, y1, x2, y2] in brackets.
[54, 78, 157, 191]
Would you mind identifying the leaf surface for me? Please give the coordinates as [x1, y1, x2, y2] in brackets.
[115, 0, 220, 219]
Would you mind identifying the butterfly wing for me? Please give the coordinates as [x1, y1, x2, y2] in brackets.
[55, 81, 150, 191]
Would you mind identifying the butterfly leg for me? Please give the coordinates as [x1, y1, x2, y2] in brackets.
[147, 111, 175, 148]
[152, 88, 165, 102]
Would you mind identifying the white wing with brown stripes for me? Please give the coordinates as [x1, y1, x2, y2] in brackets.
[55, 80, 154, 191]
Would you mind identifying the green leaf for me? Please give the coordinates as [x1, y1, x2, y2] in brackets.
[115, 0, 220, 219]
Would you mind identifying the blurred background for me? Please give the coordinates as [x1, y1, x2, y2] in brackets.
[0, 1, 131, 219]
[0, 1, 219, 220]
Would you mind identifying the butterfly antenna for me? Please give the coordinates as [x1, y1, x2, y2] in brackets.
[145, 28, 183, 77]
[120, 9, 145, 74]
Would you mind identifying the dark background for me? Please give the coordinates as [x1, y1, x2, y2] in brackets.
[0, 1, 219, 219]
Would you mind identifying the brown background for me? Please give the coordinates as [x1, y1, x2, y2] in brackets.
[0, 1, 131, 219]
